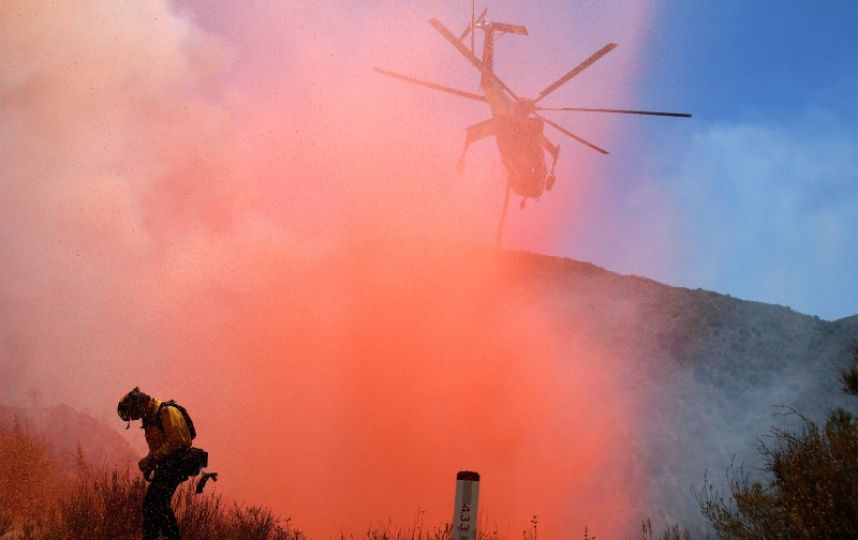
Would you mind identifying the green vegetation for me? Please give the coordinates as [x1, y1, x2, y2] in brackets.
[697, 343, 858, 539]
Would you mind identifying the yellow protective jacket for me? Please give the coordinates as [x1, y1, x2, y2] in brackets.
[142, 399, 192, 462]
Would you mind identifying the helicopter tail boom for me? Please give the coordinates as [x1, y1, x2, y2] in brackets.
[428, 18, 520, 102]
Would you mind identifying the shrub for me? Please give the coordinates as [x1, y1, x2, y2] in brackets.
[0, 421, 304, 540]
[0, 418, 61, 527]
[40, 469, 305, 540]
[697, 343, 858, 539]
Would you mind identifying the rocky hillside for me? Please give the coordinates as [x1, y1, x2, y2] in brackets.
[0, 404, 138, 472]
[504, 251, 858, 532]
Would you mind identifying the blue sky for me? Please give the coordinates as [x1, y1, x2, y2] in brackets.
[544, 1, 858, 320]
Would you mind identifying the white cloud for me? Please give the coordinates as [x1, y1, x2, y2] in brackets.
[655, 115, 858, 319]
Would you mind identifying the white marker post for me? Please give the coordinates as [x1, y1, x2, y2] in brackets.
[452, 471, 480, 540]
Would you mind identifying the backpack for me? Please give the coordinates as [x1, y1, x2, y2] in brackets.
[153, 400, 209, 479]
[155, 400, 197, 440]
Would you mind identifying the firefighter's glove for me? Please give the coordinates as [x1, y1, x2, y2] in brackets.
[138, 456, 156, 481]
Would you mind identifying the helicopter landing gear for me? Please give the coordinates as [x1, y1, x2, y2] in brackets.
[546, 174, 556, 191]
[546, 145, 559, 191]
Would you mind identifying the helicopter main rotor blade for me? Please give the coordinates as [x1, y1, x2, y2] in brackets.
[373, 67, 488, 103]
[538, 106, 691, 118]
[535, 43, 618, 103]
[537, 113, 609, 154]
[428, 18, 520, 101]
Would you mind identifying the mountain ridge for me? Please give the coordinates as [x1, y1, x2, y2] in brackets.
[501, 250, 856, 532]
[0, 403, 139, 473]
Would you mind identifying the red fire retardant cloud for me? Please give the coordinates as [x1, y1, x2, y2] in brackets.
[1, 1, 657, 536]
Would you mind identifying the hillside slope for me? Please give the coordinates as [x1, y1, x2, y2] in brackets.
[0, 404, 138, 472]
[503, 251, 857, 532]
[3, 250, 854, 536]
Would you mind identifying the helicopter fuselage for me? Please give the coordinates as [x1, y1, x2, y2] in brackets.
[478, 29, 553, 200]
[491, 110, 549, 199]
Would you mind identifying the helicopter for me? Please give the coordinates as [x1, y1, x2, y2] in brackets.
[373, 8, 691, 244]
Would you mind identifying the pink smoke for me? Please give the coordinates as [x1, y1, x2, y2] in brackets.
[1, 1, 660, 537]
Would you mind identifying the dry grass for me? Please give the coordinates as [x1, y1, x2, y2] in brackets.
[0, 419, 63, 532]
[0, 419, 302, 540]
[39, 470, 305, 540]
[0, 418, 691, 539]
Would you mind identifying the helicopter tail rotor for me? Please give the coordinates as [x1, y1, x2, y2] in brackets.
[458, 5, 488, 51]
[429, 18, 521, 102]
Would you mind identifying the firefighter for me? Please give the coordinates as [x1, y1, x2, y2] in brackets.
[117, 387, 192, 540]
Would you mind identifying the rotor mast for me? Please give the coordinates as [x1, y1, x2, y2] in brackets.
[477, 20, 528, 74]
